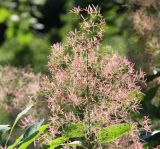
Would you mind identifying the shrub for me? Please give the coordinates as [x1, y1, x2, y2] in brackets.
[43, 5, 150, 148]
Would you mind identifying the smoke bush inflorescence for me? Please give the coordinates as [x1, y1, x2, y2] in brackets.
[44, 5, 150, 148]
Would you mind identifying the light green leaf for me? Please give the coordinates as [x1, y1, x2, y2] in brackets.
[18, 119, 44, 145]
[18, 124, 48, 149]
[98, 123, 133, 143]
[129, 91, 144, 101]
[0, 8, 10, 23]
[7, 135, 23, 149]
[0, 125, 10, 140]
[8, 119, 44, 149]
[16, 105, 33, 121]
[5, 104, 33, 146]
[47, 122, 86, 149]
[46, 136, 68, 149]
[0, 125, 10, 134]
[63, 141, 82, 147]
[65, 122, 86, 138]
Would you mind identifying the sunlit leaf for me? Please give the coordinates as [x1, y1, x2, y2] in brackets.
[0, 125, 10, 140]
[46, 136, 68, 149]
[47, 122, 86, 149]
[0, 8, 10, 23]
[8, 119, 45, 149]
[19, 119, 44, 145]
[0, 125, 10, 134]
[16, 105, 33, 121]
[7, 135, 23, 149]
[65, 122, 86, 138]
[63, 141, 82, 147]
[18, 124, 48, 149]
[5, 104, 33, 145]
[98, 123, 132, 143]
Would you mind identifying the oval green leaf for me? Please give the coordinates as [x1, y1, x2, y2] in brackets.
[98, 123, 133, 143]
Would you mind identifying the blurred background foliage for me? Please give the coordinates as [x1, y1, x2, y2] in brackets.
[0, 0, 129, 72]
[0, 0, 160, 147]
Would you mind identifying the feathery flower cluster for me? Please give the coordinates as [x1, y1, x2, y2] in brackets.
[127, 0, 160, 72]
[127, 0, 160, 131]
[46, 5, 149, 148]
[128, 0, 160, 35]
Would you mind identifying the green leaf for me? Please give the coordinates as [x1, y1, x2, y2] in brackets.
[5, 104, 33, 146]
[46, 136, 68, 149]
[16, 105, 33, 121]
[129, 91, 144, 101]
[18, 119, 44, 145]
[18, 124, 48, 149]
[17, 33, 33, 44]
[8, 119, 45, 149]
[0, 8, 10, 23]
[64, 122, 86, 138]
[98, 123, 133, 143]
[0, 125, 10, 135]
[0, 125, 10, 140]
[47, 122, 86, 149]
[7, 135, 23, 149]
[63, 141, 82, 147]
